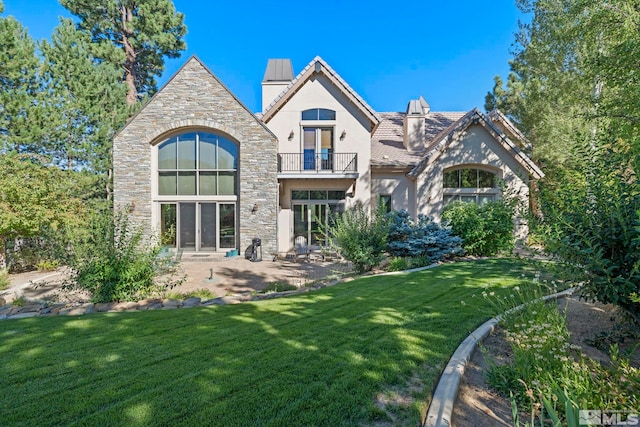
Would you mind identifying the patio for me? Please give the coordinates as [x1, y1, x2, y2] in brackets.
[3, 254, 354, 304]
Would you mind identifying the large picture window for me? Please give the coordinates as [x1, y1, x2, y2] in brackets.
[443, 167, 498, 206]
[158, 132, 238, 196]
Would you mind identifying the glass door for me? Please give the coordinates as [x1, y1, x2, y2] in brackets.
[310, 204, 327, 246]
[293, 203, 309, 244]
[179, 203, 196, 250]
[159, 202, 236, 251]
[219, 203, 236, 249]
[293, 203, 331, 247]
[200, 203, 216, 251]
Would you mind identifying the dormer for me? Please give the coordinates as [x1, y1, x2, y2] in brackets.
[403, 98, 427, 152]
[262, 59, 294, 111]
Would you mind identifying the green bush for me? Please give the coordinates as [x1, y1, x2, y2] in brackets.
[387, 257, 409, 272]
[539, 142, 640, 319]
[261, 282, 298, 293]
[0, 269, 9, 291]
[442, 200, 514, 256]
[328, 202, 390, 274]
[63, 210, 182, 303]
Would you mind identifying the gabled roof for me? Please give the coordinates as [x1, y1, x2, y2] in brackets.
[407, 108, 544, 180]
[261, 56, 381, 126]
[486, 109, 532, 151]
[115, 55, 277, 140]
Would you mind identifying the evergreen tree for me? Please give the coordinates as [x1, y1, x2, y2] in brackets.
[60, 0, 187, 105]
[0, 7, 46, 154]
[40, 18, 128, 175]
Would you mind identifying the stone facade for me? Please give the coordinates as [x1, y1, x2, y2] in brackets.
[113, 56, 278, 254]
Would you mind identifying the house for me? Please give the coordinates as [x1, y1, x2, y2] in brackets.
[113, 56, 543, 257]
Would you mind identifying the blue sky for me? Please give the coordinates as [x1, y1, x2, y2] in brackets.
[3, 0, 526, 113]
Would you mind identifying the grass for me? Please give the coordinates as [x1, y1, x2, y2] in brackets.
[0, 259, 545, 426]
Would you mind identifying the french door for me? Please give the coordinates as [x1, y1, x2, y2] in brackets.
[160, 202, 236, 251]
[293, 203, 344, 246]
[303, 127, 333, 171]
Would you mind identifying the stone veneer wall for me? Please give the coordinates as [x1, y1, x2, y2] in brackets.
[113, 57, 279, 254]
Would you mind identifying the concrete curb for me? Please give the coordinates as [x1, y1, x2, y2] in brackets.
[423, 287, 576, 427]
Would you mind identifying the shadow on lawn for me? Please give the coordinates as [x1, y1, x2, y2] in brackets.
[0, 259, 536, 426]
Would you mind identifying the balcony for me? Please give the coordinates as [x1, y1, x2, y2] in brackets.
[277, 152, 358, 179]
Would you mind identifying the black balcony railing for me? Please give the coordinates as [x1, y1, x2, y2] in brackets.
[278, 152, 357, 174]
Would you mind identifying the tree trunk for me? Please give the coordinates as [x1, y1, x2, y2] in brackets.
[120, 5, 137, 106]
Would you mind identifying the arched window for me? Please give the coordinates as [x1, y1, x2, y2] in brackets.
[443, 167, 498, 205]
[157, 132, 238, 196]
[301, 108, 336, 120]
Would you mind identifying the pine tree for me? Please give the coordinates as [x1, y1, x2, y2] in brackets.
[0, 7, 46, 154]
[60, 0, 187, 105]
[40, 18, 128, 174]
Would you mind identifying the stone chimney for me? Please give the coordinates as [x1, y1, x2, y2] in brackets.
[403, 98, 426, 152]
[261, 59, 294, 111]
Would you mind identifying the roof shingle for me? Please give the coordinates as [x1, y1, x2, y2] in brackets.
[371, 111, 465, 166]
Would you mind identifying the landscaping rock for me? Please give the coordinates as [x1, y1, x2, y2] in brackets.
[113, 302, 138, 312]
[162, 298, 182, 308]
[220, 296, 241, 304]
[0, 297, 5, 306]
[139, 302, 163, 310]
[95, 303, 116, 312]
[182, 297, 201, 307]
[20, 304, 43, 313]
[202, 298, 225, 306]
[137, 298, 162, 309]
[9, 312, 40, 319]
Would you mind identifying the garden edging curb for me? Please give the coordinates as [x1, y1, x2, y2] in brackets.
[423, 287, 576, 427]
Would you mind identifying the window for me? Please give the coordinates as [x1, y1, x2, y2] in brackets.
[158, 132, 238, 196]
[292, 190, 346, 200]
[302, 108, 336, 120]
[443, 168, 496, 189]
[379, 195, 392, 213]
[443, 167, 498, 206]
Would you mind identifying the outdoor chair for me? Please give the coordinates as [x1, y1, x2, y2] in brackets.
[294, 236, 310, 260]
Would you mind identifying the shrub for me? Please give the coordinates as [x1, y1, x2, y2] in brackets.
[387, 257, 409, 272]
[36, 259, 59, 272]
[387, 210, 463, 262]
[442, 200, 514, 256]
[328, 202, 390, 274]
[539, 141, 640, 320]
[63, 209, 182, 303]
[261, 282, 298, 293]
[0, 269, 9, 291]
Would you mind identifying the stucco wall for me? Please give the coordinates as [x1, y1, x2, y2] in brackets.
[371, 172, 416, 216]
[113, 57, 279, 254]
[265, 74, 373, 207]
[416, 124, 531, 232]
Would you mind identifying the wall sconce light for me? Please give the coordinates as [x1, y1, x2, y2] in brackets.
[252, 203, 259, 213]
[340, 130, 346, 140]
[288, 130, 294, 141]
[128, 202, 136, 213]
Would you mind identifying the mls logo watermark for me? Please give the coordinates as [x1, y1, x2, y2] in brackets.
[579, 410, 639, 426]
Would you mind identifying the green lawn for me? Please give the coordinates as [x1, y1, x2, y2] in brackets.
[0, 259, 541, 426]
